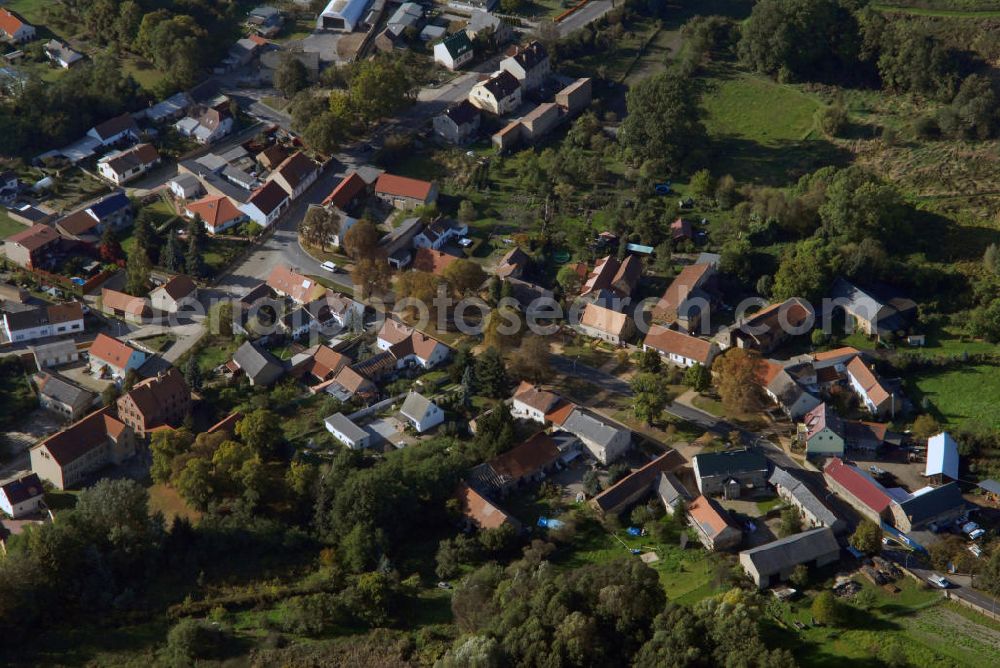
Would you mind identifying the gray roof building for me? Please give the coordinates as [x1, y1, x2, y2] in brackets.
[693, 449, 768, 479]
[34, 371, 95, 417]
[324, 412, 369, 447]
[894, 482, 965, 531]
[657, 471, 692, 514]
[232, 341, 284, 386]
[31, 339, 79, 368]
[739, 527, 841, 589]
[769, 467, 845, 533]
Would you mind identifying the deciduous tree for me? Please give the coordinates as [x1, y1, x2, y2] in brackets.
[714, 349, 765, 414]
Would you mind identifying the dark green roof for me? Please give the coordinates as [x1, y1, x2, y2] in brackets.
[694, 449, 768, 478]
[442, 31, 473, 58]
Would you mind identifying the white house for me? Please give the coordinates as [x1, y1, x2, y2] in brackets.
[469, 70, 522, 115]
[150, 275, 199, 313]
[240, 180, 290, 227]
[500, 41, 549, 92]
[268, 151, 319, 200]
[412, 219, 468, 250]
[0, 472, 45, 519]
[434, 31, 474, 71]
[510, 382, 561, 424]
[87, 114, 140, 147]
[1, 303, 84, 344]
[97, 143, 161, 185]
[562, 407, 631, 464]
[400, 392, 445, 433]
[168, 174, 205, 200]
[325, 412, 370, 449]
[44, 40, 83, 68]
[846, 356, 894, 417]
[88, 334, 147, 380]
[388, 330, 450, 370]
[643, 324, 717, 368]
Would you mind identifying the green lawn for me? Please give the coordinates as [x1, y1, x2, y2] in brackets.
[699, 66, 848, 184]
[0, 210, 26, 238]
[192, 336, 238, 375]
[121, 58, 168, 93]
[133, 333, 176, 353]
[2, 0, 48, 24]
[767, 578, 1000, 667]
[905, 363, 1000, 429]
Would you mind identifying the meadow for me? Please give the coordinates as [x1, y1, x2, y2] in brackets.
[905, 363, 1000, 430]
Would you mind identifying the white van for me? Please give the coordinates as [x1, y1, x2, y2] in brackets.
[321, 261, 338, 273]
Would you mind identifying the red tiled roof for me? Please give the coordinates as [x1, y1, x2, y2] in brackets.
[247, 180, 289, 215]
[375, 173, 434, 201]
[580, 302, 629, 337]
[102, 288, 148, 317]
[57, 210, 98, 236]
[688, 495, 737, 536]
[755, 358, 784, 387]
[653, 263, 712, 322]
[271, 151, 317, 192]
[323, 171, 367, 208]
[824, 457, 891, 514]
[154, 275, 197, 301]
[813, 346, 860, 362]
[6, 223, 59, 250]
[643, 324, 713, 364]
[46, 302, 83, 325]
[545, 400, 576, 426]
[266, 265, 326, 303]
[34, 407, 127, 466]
[89, 333, 138, 369]
[490, 432, 561, 480]
[186, 195, 243, 229]
[846, 356, 891, 408]
[207, 411, 243, 435]
[0, 9, 28, 36]
[456, 482, 516, 530]
[512, 381, 561, 413]
[376, 318, 414, 346]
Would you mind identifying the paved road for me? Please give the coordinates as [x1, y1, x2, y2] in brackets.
[883, 551, 1000, 615]
[558, 0, 615, 36]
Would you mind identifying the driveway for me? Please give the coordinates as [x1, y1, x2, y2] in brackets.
[1, 409, 64, 479]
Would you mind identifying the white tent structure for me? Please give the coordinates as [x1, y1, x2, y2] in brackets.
[926, 432, 959, 481]
[317, 0, 373, 32]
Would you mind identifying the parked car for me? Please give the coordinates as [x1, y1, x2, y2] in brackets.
[962, 522, 981, 535]
[969, 544, 983, 558]
[928, 574, 951, 589]
[458, 237, 473, 248]
[969, 528, 986, 541]
[321, 261, 338, 273]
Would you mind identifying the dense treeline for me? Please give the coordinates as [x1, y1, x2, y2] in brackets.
[441, 549, 795, 667]
[0, 56, 143, 157]
[0, 1, 241, 157]
[738, 0, 1000, 136]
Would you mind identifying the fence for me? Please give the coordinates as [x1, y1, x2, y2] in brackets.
[943, 590, 1000, 622]
[348, 392, 407, 421]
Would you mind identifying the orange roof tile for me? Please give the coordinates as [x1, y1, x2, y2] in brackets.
[186, 195, 244, 229]
[375, 173, 434, 201]
[643, 324, 713, 364]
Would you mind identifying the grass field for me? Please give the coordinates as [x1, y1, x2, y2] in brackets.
[148, 483, 201, 523]
[905, 363, 1000, 429]
[0, 209, 26, 238]
[1, 0, 48, 24]
[768, 578, 1000, 666]
[699, 66, 847, 184]
[557, 515, 722, 603]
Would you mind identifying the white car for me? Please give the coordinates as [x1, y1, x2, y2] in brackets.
[962, 522, 981, 535]
[321, 261, 338, 273]
[969, 528, 986, 541]
[970, 544, 983, 558]
[458, 238, 474, 248]
[928, 574, 951, 589]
